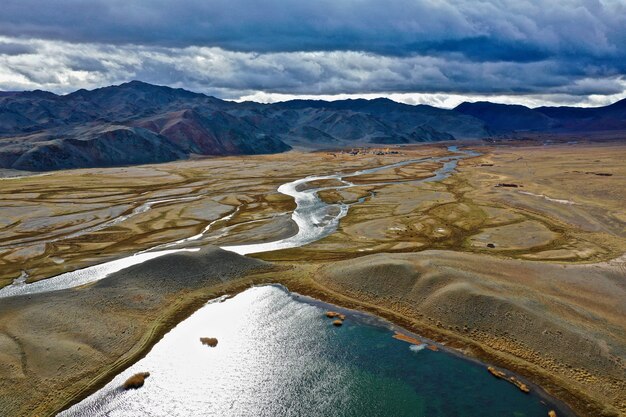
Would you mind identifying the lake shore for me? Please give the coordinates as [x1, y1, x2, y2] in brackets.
[61, 284, 578, 417]
[0, 246, 621, 416]
[1, 141, 624, 417]
[279, 261, 623, 417]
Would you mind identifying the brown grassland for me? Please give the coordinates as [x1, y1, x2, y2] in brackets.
[0, 140, 624, 416]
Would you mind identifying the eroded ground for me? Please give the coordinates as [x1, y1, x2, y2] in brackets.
[263, 142, 625, 264]
[0, 147, 447, 287]
[0, 141, 625, 417]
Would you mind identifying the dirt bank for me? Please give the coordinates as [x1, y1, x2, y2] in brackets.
[311, 250, 626, 417]
[0, 246, 271, 416]
[0, 248, 623, 416]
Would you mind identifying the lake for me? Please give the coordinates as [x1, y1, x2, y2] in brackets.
[60, 285, 569, 417]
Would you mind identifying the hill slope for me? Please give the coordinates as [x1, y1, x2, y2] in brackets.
[1, 81, 624, 171]
[455, 98, 626, 133]
[0, 81, 490, 170]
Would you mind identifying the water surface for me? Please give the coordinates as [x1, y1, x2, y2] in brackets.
[0, 147, 477, 298]
[61, 286, 570, 417]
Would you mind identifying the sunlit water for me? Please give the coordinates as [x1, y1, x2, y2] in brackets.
[60, 286, 568, 417]
[0, 147, 477, 298]
[222, 146, 477, 255]
[0, 249, 201, 298]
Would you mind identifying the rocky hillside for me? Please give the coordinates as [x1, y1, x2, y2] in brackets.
[2, 81, 624, 171]
[456, 98, 626, 133]
[0, 81, 488, 171]
[0, 125, 188, 171]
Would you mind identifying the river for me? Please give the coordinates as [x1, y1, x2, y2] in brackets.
[3, 146, 574, 416]
[0, 146, 477, 298]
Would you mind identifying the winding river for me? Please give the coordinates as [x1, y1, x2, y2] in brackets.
[1, 146, 575, 416]
[0, 146, 476, 298]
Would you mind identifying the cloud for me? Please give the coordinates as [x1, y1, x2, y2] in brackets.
[0, 41, 35, 56]
[237, 88, 626, 109]
[0, 1, 624, 106]
[1, 0, 625, 63]
[0, 36, 623, 107]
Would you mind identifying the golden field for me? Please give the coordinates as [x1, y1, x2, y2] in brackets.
[0, 140, 624, 416]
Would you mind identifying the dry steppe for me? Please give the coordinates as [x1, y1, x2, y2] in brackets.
[0, 140, 624, 416]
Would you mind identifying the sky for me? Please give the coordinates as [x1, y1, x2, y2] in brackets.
[1, 0, 625, 108]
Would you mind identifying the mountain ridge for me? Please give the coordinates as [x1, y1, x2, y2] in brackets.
[455, 98, 626, 133]
[0, 81, 624, 171]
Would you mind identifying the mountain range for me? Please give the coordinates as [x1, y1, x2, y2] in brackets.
[455, 99, 626, 133]
[0, 81, 624, 171]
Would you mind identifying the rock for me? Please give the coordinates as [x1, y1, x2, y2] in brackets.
[326, 311, 346, 320]
[392, 332, 423, 345]
[487, 366, 530, 393]
[487, 243, 495, 248]
[495, 183, 520, 188]
[585, 172, 613, 176]
[426, 345, 439, 351]
[122, 372, 150, 390]
[332, 319, 343, 326]
[509, 376, 530, 393]
[487, 366, 507, 379]
[200, 337, 218, 347]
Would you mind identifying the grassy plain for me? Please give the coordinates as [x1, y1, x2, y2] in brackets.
[0, 140, 624, 416]
[0, 148, 445, 287]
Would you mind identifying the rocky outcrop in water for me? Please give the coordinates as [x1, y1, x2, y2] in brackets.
[487, 366, 529, 393]
[200, 337, 218, 347]
[123, 372, 150, 390]
[325, 311, 345, 320]
[326, 310, 346, 326]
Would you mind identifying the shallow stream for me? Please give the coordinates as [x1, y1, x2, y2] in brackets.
[0, 146, 476, 298]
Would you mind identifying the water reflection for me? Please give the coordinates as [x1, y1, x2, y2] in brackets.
[0, 147, 477, 298]
[61, 286, 567, 417]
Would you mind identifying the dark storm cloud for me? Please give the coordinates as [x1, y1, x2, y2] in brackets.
[2, 42, 622, 97]
[2, 0, 625, 63]
[0, 0, 624, 104]
[0, 41, 35, 56]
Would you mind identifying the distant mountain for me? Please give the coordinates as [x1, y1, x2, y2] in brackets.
[0, 81, 624, 171]
[0, 81, 225, 135]
[454, 102, 555, 132]
[0, 81, 287, 170]
[455, 98, 626, 133]
[0, 125, 187, 171]
[0, 81, 490, 171]
[535, 98, 626, 131]
[132, 109, 290, 155]
[256, 98, 486, 144]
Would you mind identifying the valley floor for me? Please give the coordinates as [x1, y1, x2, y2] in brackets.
[0, 140, 624, 416]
